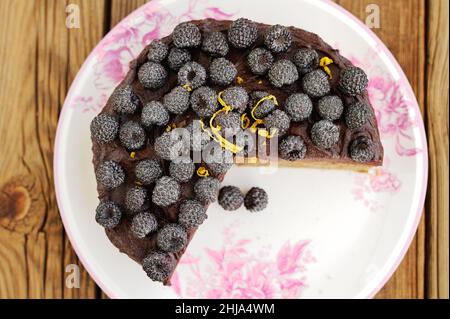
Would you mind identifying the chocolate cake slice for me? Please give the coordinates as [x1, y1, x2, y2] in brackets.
[90, 18, 383, 285]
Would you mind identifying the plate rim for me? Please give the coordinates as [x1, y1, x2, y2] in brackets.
[54, 0, 428, 299]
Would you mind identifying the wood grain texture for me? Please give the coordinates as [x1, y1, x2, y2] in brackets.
[425, 0, 449, 299]
[0, 0, 447, 299]
[336, 0, 427, 299]
[0, 0, 105, 299]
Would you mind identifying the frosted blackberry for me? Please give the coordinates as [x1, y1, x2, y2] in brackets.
[264, 109, 291, 136]
[214, 112, 241, 135]
[156, 224, 187, 253]
[172, 22, 201, 48]
[169, 157, 195, 182]
[135, 159, 162, 185]
[154, 131, 187, 161]
[284, 93, 313, 122]
[244, 187, 268, 212]
[186, 120, 212, 151]
[279, 135, 307, 161]
[209, 58, 237, 86]
[178, 199, 207, 229]
[96, 160, 125, 189]
[339, 66, 368, 96]
[95, 201, 122, 229]
[125, 186, 147, 213]
[131, 212, 158, 238]
[221, 86, 249, 113]
[249, 91, 275, 118]
[206, 148, 234, 175]
[90, 113, 119, 143]
[194, 177, 220, 203]
[247, 48, 274, 75]
[302, 69, 330, 98]
[119, 121, 146, 150]
[218, 186, 244, 211]
[167, 48, 191, 70]
[311, 120, 340, 149]
[190, 86, 218, 118]
[141, 101, 170, 127]
[264, 24, 292, 53]
[268, 59, 299, 88]
[111, 85, 140, 114]
[317, 95, 344, 121]
[163, 86, 190, 115]
[147, 40, 168, 63]
[142, 251, 174, 282]
[350, 136, 376, 163]
[202, 31, 229, 57]
[228, 18, 258, 49]
[138, 62, 167, 89]
[293, 48, 319, 74]
[152, 176, 181, 207]
[178, 61, 207, 90]
[345, 101, 371, 129]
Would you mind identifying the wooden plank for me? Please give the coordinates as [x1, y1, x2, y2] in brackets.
[425, 0, 449, 299]
[0, 0, 105, 298]
[110, 0, 149, 27]
[335, 0, 426, 298]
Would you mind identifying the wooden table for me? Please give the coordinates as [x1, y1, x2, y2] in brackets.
[0, 0, 447, 299]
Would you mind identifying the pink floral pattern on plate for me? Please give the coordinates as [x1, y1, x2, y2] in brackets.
[171, 226, 315, 299]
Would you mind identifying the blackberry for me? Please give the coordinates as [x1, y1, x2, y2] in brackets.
[194, 177, 220, 203]
[247, 48, 274, 75]
[317, 95, 344, 121]
[142, 251, 174, 282]
[169, 157, 195, 182]
[186, 120, 212, 151]
[228, 18, 258, 49]
[214, 112, 241, 135]
[152, 176, 181, 207]
[135, 159, 162, 185]
[249, 91, 275, 118]
[339, 66, 368, 96]
[264, 109, 291, 136]
[147, 40, 168, 63]
[172, 22, 201, 48]
[264, 24, 292, 53]
[163, 86, 190, 115]
[125, 186, 147, 213]
[293, 48, 319, 74]
[95, 200, 122, 229]
[349, 136, 376, 163]
[178, 199, 207, 229]
[202, 31, 229, 57]
[190, 86, 219, 118]
[111, 85, 140, 114]
[345, 101, 371, 129]
[279, 135, 307, 161]
[138, 62, 167, 89]
[284, 93, 313, 122]
[96, 160, 125, 189]
[154, 131, 187, 161]
[141, 101, 170, 127]
[218, 186, 244, 211]
[167, 48, 191, 70]
[209, 58, 237, 86]
[90, 113, 119, 143]
[311, 120, 340, 149]
[221, 86, 249, 113]
[205, 148, 234, 175]
[156, 223, 187, 253]
[178, 61, 207, 90]
[119, 121, 146, 150]
[131, 212, 158, 238]
[244, 187, 268, 212]
[302, 69, 330, 98]
[268, 59, 299, 88]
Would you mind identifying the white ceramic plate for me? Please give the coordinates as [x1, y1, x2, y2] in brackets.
[54, 0, 428, 298]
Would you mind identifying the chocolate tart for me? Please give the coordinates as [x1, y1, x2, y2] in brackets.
[91, 18, 383, 285]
